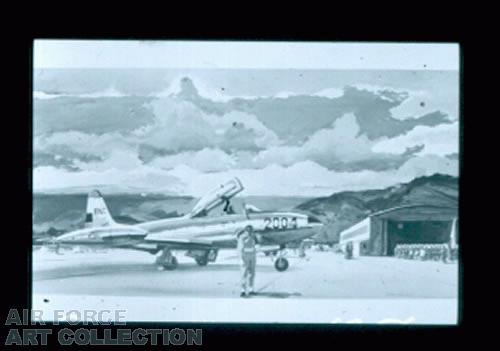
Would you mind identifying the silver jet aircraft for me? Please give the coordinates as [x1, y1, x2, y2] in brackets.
[54, 178, 323, 271]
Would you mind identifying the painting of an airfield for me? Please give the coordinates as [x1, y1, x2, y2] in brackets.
[32, 42, 459, 323]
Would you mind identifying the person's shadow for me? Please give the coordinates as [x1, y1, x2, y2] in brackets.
[251, 291, 302, 298]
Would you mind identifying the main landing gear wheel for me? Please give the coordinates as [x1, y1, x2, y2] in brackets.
[274, 257, 289, 272]
[156, 248, 179, 271]
[163, 256, 178, 270]
[195, 257, 208, 266]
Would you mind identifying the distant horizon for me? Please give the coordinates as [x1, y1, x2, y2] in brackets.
[32, 192, 314, 199]
[32, 173, 458, 198]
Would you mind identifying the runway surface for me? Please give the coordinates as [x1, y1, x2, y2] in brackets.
[33, 248, 458, 299]
[32, 248, 458, 323]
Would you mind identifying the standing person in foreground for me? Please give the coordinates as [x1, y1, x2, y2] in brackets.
[237, 225, 258, 298]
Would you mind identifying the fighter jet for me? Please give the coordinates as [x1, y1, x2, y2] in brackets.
[54, 178, 323, 271]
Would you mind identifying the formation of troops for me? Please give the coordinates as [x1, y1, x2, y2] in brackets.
[394, 244, 458, 262]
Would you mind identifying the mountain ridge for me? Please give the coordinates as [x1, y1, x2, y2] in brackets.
[296, 173, 458, 242]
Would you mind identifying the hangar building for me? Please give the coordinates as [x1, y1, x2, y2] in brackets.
[339, 204, 458, 257]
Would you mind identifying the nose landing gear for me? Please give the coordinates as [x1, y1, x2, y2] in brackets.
[273, 246, 290, 272]
[274, 257, 289, 272]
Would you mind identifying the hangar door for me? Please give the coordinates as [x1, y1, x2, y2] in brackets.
[386, 220, 451, 256]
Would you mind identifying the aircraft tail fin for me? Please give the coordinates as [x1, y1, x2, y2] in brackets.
[84, 190, 116, 227]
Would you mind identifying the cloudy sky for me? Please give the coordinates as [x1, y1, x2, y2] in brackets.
[32, 41, 459, 196]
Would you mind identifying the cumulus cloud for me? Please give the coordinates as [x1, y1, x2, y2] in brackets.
[34, 110, 458, 196]
[313, 87, 344, 99]
[154, 76, 261, 102]
[155, 76, 334, 101]
[73, 150, 143, 171]
[141, 98, 218, 152]
[34, 96, 281, 172]
[155, 76, 345, 101]
[371, 122, 459, 156]
[152, 77, 413, 104]
[150, 148, 236, 173]
[34, 130, 134, 160]
[33, 91, 61, 99]
[33, 87, 128, 99]
[200, 109, 280, 148]
[390, 89, 458, 120]
[179, 154, 458, 196]
[77, 87, 128, 98]
[396, 154, 458, 179]
[252, 113, 420, 171]
[33, 75, 459, 196]
[139, 98, 280, 154]
[350, 84, 457, 121]
[304, 113, 374, 163]
[133, 98, 278, 152]
[33, 165, 186, 194]
[344, 84, 457, 121]
[352, 84, 409, 104]
[32, 151, 458, 197]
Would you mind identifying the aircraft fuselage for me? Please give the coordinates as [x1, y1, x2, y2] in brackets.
[55, 211, 322, 251]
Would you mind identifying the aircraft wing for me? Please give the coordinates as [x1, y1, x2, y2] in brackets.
[145, 237, 214, 246]
[144, 229, 237, 249]
[143, 236, 222, 250]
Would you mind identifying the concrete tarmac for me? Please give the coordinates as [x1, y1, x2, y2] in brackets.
[33, 248, 458, 299]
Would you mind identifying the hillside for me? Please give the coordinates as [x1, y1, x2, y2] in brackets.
[296, 174, 458, 243]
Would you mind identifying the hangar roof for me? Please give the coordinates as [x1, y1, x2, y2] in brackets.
[369, 204, 458, 221]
